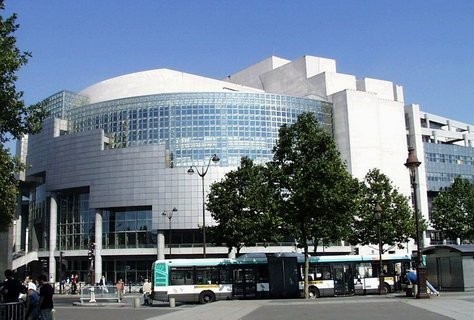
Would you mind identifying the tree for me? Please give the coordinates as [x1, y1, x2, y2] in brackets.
[270, 112, 360, 298]
[0, 1, 46, 231]
[207, 157, 283, 254]
[349, 168, 417, 252]
[431, 177, 474, 242]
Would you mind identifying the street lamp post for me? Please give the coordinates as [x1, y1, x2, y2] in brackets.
[187, 154, 220, 258]
[162, 207, 178, 257]
[87, 242, 95, 285]
[404, 147, 430, 299]
[374, 203, 384, 295]
[59, 251, 64, 294]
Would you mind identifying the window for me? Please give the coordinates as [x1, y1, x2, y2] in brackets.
[170, 267, 193, 285]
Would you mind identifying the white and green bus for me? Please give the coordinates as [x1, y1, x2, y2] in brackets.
[150, 253, 411, 303]
[151, 254, 271, 304]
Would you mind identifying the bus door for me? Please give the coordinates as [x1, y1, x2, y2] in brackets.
[232, 266, 256, 299]
[333, 264, 355, 296]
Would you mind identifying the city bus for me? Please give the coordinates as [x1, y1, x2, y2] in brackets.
[150, 253, 411, 303]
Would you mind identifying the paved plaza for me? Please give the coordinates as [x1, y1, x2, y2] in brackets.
[51, 292, 474, 320]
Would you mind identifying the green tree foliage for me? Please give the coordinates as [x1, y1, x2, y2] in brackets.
[431, 177, 474, 241]
[0, 1, 46, 231]
[270, 112, 360, 298]
[207, 157, 283, 254]
[350, 168, 417, 251]
[0, 148, 22, 231]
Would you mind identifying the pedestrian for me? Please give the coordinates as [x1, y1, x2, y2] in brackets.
[25, 282, 40, 320]
[0, 269, 24, 302]
[116, 278, 124, 302]
[38, 274, 54, 320]
[406, 268, 417, 285]
[71, 272, 78, 294]
[99, 275, 108, 293]
[21, 275, 33, 301]
[142, 279, 152, 305]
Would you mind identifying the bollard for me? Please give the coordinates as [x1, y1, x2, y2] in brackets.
[89, 286, 96, 303]
[134, 297, 141, 308]
[169, 297, 175, 308]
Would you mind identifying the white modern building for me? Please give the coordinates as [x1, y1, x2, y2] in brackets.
[7, 55, 474, 284]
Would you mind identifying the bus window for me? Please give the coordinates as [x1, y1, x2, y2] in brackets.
[320, 265, 332, 280]
[219, 267, 232, 284]
[382, 263, 390, 275]
[307, 264, 331, 280]
[196, 267, 214, 284]
[196, 266, 226, 284]
[355, 262, 372, 278]
[170, 267, 193, 285]
[394, 262, 402, 276]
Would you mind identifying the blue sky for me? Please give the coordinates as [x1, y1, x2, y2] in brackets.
[4, 0, 474, 152]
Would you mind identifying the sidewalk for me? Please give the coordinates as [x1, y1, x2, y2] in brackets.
[145, 299, 268, 320]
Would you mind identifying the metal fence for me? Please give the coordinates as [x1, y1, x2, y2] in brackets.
[80, 285, 121, 303]
[0, 301, 25, 320]
[59, 282, 143, 295]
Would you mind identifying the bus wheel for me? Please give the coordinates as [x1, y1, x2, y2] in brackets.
[308, 287, 320, 299]
[383, 284, 391, 294]
[199, 290, 216, 304]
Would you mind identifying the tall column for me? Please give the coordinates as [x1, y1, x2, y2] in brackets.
[157, 231, 165, 260]
[431, 131, 436, 143]
[468, 126, 473, 147]
[25, 227, 29, 255]
[49, 194, 58, 283]
[95, 210, 103, 283]
[14, 218, 21, 253]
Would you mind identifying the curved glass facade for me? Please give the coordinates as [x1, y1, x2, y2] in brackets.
[30, 90, 333, 282]
[62, 92, 332, 166]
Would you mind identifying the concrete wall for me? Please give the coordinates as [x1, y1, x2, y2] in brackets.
[80, 69, 263, 104]
[25, 118, 232, 232]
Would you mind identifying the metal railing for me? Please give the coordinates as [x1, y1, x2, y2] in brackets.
[0, 301, 25, 320]
[80, 285, 121, 303]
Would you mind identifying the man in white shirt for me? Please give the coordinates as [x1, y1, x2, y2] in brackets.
[142, 279, 152, 305]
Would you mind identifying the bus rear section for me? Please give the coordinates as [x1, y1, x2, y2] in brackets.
[354, 255, 411, 294]
[301, 254, 411, 298]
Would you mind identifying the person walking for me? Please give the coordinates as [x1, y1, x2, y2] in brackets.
[99, 275, 108, 293]
[25, 282, 40, 320]
[142, 279, 152, 305]
[0, 269, 25, 320]
[0, 269, 24, 302]
[116, 278, 124, 302]
[71, 273, 78, 294]
[38, 274, 54, 320]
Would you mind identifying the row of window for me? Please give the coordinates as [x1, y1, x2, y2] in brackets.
[426, 172, 474, 183]
[168, 260, 399, 287]
[426, 152, 474, 165]
[51, 92, 331, 166]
